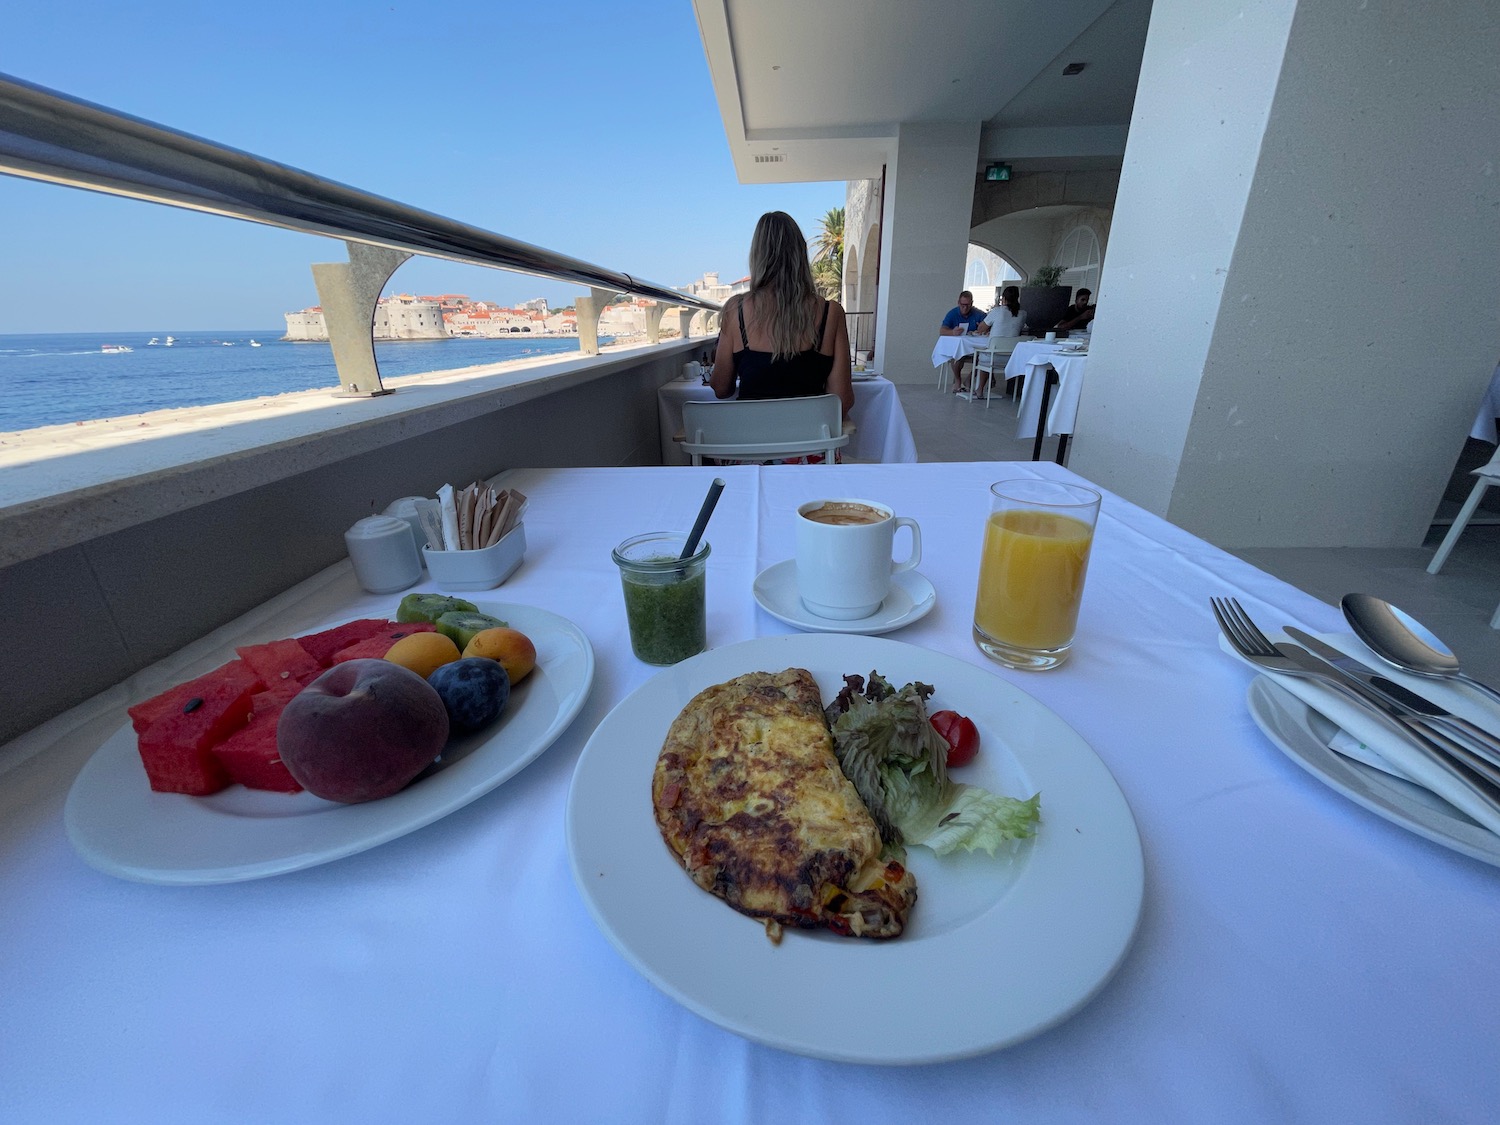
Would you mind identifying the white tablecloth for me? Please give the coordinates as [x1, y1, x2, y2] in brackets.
[930, 334, 988, 368]
[1008, 342, 1090, 438]
[1471, 363, 1500, 444]
[657, 375, 917, 464]
[3, 462, 1498, 1124]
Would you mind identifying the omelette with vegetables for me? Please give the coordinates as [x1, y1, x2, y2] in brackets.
[652, 669, 918, 940]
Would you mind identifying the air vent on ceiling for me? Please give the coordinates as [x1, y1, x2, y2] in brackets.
[1062, 62, 1086, 76]
[753, 153, 787, 164]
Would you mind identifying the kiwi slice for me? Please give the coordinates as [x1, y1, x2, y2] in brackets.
[396, 593, 478, 624]
[434, 610, 509, 650]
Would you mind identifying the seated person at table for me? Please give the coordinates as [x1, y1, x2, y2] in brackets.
[1054, 289, 1095, 334]
[709, 211, 853, 462]
[940, 290, 986, 336]
[940, 290, 987, 393]
[982, 285, 1027, 339]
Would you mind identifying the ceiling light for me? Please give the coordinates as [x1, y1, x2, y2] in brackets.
[1062, 62, 1086, 76]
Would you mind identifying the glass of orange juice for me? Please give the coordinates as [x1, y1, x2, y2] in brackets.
[972, 479, 1101, 670]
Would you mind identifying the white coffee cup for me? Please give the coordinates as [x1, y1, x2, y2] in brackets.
[1045, 331, 1057, 342]
[795, 499, 922, 620]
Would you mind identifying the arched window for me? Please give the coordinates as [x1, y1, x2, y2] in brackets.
[1056, 226, 1101, 297]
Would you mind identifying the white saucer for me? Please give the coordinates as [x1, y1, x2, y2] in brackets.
[752, 559, 936, 635]
[851, 372, 878, 382]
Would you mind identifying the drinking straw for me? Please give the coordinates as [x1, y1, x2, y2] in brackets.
[680, 477, 726, 560]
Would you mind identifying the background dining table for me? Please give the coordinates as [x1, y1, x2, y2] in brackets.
[2, 461, 1498, 1124]
[1008, 340, 1090, 440]
[656, 373, 917, 464]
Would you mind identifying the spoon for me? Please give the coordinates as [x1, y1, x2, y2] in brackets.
[1340, 593, 1500, 706]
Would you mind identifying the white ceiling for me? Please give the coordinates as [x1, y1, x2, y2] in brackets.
[693, 0, 1153, 184]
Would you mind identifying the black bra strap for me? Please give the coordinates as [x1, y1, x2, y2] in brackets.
[816, 300, 831, 348]
[737, 300, 749, 349]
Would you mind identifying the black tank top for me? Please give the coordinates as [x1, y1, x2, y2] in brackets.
[733, 299, 835, 400]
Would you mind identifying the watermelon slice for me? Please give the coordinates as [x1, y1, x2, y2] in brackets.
[296, 618, 396, 667]
[127, 659, 263, 735]
[135, 674, 257, 795]
[329, 622, 436, 664]
[211, 686, 303, 792]
[235, 638, 324, 688]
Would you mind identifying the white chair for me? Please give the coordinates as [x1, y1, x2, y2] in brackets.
[680, 394, 848, 465]
[1427, 447, 1500, 628]
[966, 336, 1023, 408]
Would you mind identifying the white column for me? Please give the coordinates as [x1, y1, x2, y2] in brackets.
[873, 122, 981, 385]
[1072, 0, 1500, 548]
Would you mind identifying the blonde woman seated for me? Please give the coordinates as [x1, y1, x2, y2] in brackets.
[709, 211, 854, 463]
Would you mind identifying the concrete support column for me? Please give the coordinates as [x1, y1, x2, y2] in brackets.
[872, 122, 981, 384]
[311, 242, 412, 397]
[576, 287, 614, 355]
[645, 302, 666, 344]
[1071, 0, 1500, 548]
[674, 308, 695, 339]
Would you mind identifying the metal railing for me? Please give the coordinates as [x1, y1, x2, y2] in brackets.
[0, 73, 719, 314]
[846, 311, 876, 356]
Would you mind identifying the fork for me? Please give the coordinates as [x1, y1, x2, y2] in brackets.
[1211, 596, 1500, 820]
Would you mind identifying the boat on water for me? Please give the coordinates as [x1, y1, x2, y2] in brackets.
[147, 337, 159, 346]
[221, 341, 234, 347]
[249, 340, 261, 347]
[164, 336, 175, 346]
[101, 344, 133, 354]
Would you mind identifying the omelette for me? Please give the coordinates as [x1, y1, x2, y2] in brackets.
[652, 668, 918, 940]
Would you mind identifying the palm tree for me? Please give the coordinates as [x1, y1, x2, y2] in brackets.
[811, 207, 844, 299]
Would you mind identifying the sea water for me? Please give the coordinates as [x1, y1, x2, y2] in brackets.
[0, 332, 607, 432]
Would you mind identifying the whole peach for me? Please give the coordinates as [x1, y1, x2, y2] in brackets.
[278, 659, 449, 803]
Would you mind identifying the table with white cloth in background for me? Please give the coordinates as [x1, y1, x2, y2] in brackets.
[657, 374, 917, 464]
[4, 461, 1499, 1124]
[1471, 363, 1500, 444]
[930, 333, 990, 388]
[1008, 341, 1089, 444]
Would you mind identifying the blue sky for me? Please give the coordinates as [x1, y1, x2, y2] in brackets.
[0, 2, 844, 332]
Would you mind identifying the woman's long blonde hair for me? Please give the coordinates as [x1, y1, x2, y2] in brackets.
[747, 211, 823, 362]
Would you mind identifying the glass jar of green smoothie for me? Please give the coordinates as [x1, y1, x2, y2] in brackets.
[612, 532, 709, 665]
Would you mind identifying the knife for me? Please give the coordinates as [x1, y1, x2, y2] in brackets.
[1284, 627, 1500, 770]
[1271, 641, 1500, 806]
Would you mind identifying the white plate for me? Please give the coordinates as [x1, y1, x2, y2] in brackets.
[65, 602, 595, 884]
[752, 559, 936, 636]
[566, 633, 1143, 1064]
[851, 372, 878, 382]
[1246, 676, 1500, 867]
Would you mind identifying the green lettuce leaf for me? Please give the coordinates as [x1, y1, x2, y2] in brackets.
[827, 671, 1040, 856]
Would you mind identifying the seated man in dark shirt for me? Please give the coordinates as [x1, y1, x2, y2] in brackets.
[1054, 289, 1095, 333]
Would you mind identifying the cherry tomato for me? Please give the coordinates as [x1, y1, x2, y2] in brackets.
[930, 709, 980, 768]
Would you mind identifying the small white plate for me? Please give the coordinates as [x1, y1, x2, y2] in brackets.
[851, 372, 879, 382]
[65, 602, 595, 884]
[1246, 676, 1500, 867]
[752, 559, 936, 635]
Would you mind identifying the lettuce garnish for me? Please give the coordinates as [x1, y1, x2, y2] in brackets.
[826, 671, 1041, 857]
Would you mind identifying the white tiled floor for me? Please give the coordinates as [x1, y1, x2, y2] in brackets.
[897, 378, 1500, 682]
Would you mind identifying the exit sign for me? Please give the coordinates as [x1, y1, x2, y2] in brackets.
[985, 163, 1012, 182]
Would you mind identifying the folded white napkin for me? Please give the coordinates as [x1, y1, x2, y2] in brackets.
[1220, 631, 1500, 835]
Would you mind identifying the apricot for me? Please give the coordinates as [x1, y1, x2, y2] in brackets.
[462, 627, 536, 684]
[384, 631, 461, 679]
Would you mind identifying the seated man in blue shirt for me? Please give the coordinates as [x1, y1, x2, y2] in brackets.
[940, 291, 986, 393]
[940, 290, 986, 335]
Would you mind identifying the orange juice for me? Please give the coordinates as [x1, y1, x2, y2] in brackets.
[973, 509, 1094, 649]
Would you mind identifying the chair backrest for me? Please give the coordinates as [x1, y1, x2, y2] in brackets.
[680, 394, 848, 465]
[984, 335, 1025, 354]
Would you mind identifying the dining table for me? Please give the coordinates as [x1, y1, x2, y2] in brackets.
[656, 373, 917, 464]
[3, 460, 1498, 1124]
[1008, 340, 1090, 444]
[930, 333, 989, 389]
